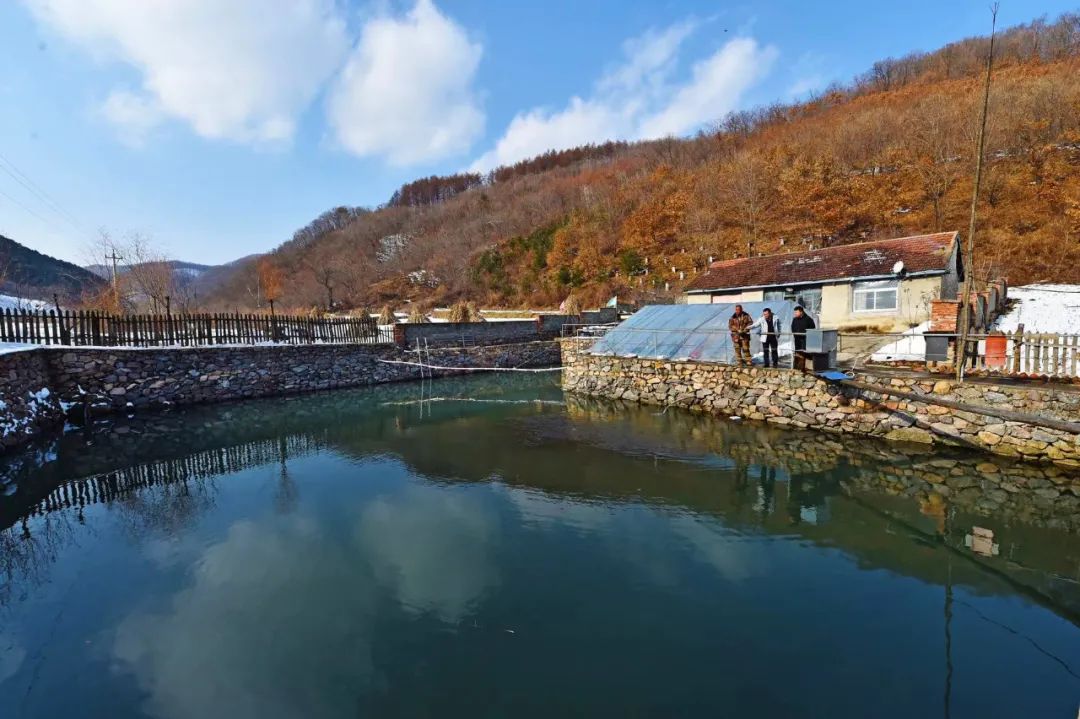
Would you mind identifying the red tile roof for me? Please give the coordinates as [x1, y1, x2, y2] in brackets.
[685, 232, 959, 293]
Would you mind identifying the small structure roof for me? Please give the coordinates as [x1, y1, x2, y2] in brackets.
[589, 301, 798, 364]
[685, 232, 959, 293]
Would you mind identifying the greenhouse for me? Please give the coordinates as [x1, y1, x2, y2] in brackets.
[588, 301, 799, 364]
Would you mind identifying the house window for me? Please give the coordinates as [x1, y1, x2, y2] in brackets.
[853, 279, 899, 312]
[765, 287, 822, 319]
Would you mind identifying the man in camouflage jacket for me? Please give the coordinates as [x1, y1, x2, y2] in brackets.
[728, 304, 753, 366]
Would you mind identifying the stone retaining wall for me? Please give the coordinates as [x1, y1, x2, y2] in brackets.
[561, 338, 1080, 469]
[395, 309, 619, 349]
[566, 393, 1080, 532]
[0, 340, 558, 450]
[0, 349, 64, 449]
[396, 320, 541, 348]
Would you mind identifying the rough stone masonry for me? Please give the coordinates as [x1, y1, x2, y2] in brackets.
[560, 338, 1080, 470]
[0, 340, 559, 451]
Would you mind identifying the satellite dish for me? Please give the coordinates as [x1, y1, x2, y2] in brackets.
[892, 260, 905, 275]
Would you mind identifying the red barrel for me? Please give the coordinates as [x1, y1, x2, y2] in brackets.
[985, 333, 1007, 368]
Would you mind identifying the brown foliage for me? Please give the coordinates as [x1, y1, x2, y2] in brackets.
[257, 258, 285, 303]
[447, 301, 472, 323]
[201, 13, 1080, 311]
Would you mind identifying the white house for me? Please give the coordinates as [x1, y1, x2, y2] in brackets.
[683, 232, 962, 331]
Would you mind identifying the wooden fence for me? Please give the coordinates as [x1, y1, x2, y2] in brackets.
[1001, 331, 1080, 377]
[0, 308, 393, 348]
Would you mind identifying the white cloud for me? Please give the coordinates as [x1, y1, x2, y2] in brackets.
[787, 75, 825, 99]
[598, 21, 697, 100]
[473, 99, 628, 173]
[636, 38, 778, 138]
[113, 519, 377, 719]
[785, 52, 828, 99]
[100, 89, 165, 146]
[23, 0, 349, 144]
[471, 26, 777, 171]
[326, 0, 484, 165]
[356, 487, 497, 623]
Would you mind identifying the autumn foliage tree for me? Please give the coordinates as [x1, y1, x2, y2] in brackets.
[257, 258, 285, 311]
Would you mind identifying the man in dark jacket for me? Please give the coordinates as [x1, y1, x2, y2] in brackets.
[728, 304, 753, 366]
[790, 306, 816, 371]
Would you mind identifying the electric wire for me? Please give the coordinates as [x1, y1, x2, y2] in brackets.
[0, 152, 87, 233]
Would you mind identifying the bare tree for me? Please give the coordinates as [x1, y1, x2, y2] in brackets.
[906, 95, 965, 230]
[124, 234, 177, 313]
[304, 247, 339, 312]
[721, 150, 769, 249]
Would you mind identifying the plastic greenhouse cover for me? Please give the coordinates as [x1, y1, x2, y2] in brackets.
[590, 301, 799, 364]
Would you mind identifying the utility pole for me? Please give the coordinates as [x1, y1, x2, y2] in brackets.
[106, 249, 124, 310]
[956, 3, 998, 382]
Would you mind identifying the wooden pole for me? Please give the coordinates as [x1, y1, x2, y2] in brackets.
[956, 3, 998, 382]
[841, 378, 1080, 435]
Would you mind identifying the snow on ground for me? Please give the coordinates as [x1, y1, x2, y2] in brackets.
[0, 343, 37, 355]
[992, 284, 1080, 334]
[871, 284, 1080, 362]
[870, 321, 930, 361]
[0, 386, 59, 443]
[0, 294, 48, 312]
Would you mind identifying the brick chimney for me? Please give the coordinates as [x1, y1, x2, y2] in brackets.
[967, 292, 987, 329]
[930, 299, 960, 333]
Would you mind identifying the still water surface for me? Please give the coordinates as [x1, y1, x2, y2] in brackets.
[1, 374, 1079, 718]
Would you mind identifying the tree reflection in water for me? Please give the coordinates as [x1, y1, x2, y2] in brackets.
[1, 374, 1079, 717]
[0, 373, 1078, 620]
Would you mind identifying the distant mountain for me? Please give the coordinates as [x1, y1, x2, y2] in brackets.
[0, 234, 106, 303]
[85, 256, 256, 309]
[85, 259, 215, 280]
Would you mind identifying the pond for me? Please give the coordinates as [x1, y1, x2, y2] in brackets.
[1, 374, 1079, 718]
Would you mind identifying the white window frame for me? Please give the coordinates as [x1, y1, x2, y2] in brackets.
[852, 279, 899, 313]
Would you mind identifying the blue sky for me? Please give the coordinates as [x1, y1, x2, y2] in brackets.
[0, 0, 1073, 266]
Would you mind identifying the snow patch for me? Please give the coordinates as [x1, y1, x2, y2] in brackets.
[871, 321, 930, 362]
[407, 269, 440, 287]
[992, 284, 1080, 334]
[0, 343, 37, 355]
[376, 234, 409, 263]
[0, 385, 61, 441]
[0, 294, 48, 312]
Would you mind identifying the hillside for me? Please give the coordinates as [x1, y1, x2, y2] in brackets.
[82, 255, 257, 313]
[203, 13, 1080, 313]
[86, 260, 215, 281]
[0, 234, 105, 304]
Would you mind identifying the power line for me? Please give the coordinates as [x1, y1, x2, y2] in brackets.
[0, 185, 70, 234]
[0, 151, 84, 227]
[0, 152, 87, 234]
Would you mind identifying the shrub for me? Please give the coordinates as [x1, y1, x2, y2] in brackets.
[466, 301, 484, 321]
[448, 301, 470, 323]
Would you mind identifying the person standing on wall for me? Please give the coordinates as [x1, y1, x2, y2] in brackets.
[752, 307, 779, 368]
[728, 304, 753, 366]
[790, 305, 816, 371]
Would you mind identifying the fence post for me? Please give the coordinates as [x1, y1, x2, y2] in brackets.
[1011, 326, 1023, 374]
